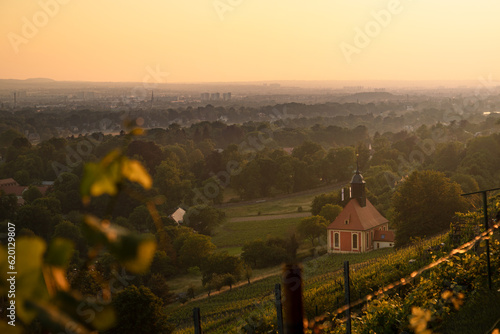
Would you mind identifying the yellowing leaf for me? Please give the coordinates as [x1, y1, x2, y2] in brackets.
[441, 290, 452, 300]
[121, 159, 152, 189]
[130, 128, 144, 136]
[90, 173, 118, 197]
[122, 238, 156, 274]
[410, 307, 432, 334]
[42, 267, 70, 296]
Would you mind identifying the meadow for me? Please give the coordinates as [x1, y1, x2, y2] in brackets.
[212, 217, 303, 249]
[220, 184, 341, 218]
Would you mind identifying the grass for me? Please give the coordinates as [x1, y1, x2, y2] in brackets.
[222, 185, 341, 218]
[167, 273, 204, 294]
[211, 217, 302, 248]
[216, 246, 243, 256]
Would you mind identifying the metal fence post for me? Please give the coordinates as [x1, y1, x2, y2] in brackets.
[275, 283, 284, 334]
[193, 307, 202, 334]
[482, 192, 492, 290]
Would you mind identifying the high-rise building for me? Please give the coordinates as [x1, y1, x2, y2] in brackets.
[201, 93, 210, 101]
[223, 92, 231, 101]
[210, 92, 220, 101]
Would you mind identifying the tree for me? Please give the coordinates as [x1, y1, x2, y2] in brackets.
[297, 216, 328, 246]
[241, 237, 293, 269]
[392, 170, 469, 246]
[128, 205, 154, 232]
[52, 220, 86, 254]
[292, 141, 325, 162]
[311, 192, 341, 216]
[22, 185, 43, 203]
[127, 141, 163, 173]
[106, 285, 171, 334]
[178, 233, 216, 268]
[51, 172, 82, 213]
[154, 160, 191, 208]
[149, 251, 177, 279]
[222, 273, 236, 291]
[14, 204, 59, 239]
[32, 196, 62, 214]
[0, 190, 17, 220]
[450, 173, 479, 194]
[201, 252, 243, 287]
[243, 264, 252, 284]
[319, 204, 342, 222]
[183, 205, 225, 236]
[146, 273, 174, 303]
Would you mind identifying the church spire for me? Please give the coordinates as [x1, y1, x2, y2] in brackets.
[350, 154, 366, 207]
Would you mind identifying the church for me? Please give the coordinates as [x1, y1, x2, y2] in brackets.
[327, 165, 394, 253]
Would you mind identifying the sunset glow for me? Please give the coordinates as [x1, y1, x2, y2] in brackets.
[2, 0, 500, 83]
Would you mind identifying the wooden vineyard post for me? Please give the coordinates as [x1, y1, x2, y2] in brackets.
[282, 263, 304, 334]
[344, 261, 351, 334]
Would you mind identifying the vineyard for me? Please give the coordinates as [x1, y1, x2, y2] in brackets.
[163, 229, 500, 334]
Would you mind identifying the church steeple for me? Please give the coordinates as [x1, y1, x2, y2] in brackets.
[350, 154, 366, 207]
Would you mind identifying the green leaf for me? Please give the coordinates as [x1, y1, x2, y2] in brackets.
[119, 236, 156, 274]
[80, 150, 122, 203]
[80, 150, 153, 205]
[15, 237, 49, 323]
[84, 215, 156, 274]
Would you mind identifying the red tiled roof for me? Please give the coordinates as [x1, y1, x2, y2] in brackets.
[373, 230, 395, 242]
[0, 185, 26, 197]
[327, 198, 389, 231]
[0, 178, 19, 187]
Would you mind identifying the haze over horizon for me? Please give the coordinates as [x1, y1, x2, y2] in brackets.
[2, 0, 500, 84]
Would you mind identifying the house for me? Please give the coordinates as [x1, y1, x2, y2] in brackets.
[0, 178, 51, 205]
[169, 207, 186, 224]
[373, 230, 395, 249]
[327, 165, 393, 253]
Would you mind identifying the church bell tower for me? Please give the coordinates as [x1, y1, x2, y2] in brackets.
[350, 155, 366, 207]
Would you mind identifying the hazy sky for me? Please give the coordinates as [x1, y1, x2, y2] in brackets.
[2, 0, 500, 83]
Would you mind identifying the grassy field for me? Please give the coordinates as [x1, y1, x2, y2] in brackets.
[211, 217, 303, 249]
[221, 185, 341, 218]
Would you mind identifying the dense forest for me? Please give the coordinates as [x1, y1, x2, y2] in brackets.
[1, 101, 500, 333]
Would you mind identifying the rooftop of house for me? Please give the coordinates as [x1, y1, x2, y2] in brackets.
[0, 178, 18, 187]
[170, 207, 186, 223]
[373, 230, 395, 242]
[327, 198, 389, 231]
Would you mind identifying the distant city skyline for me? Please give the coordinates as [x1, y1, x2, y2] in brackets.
[2, 1, 500, 83]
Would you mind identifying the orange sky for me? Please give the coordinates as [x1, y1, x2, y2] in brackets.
[1, 0, 500, 83]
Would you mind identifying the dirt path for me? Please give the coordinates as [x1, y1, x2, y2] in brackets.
[228, 212, 311, 222]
